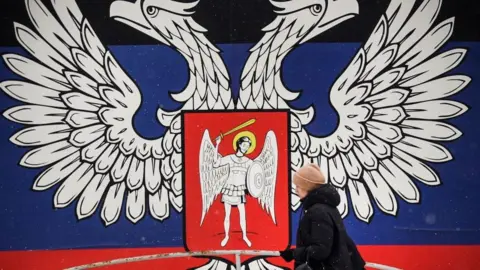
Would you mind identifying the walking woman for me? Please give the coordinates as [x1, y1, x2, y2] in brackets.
[279, 163, 366, 270]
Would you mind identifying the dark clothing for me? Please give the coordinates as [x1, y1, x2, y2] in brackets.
[345, 233, 366, 269]
[290, 184, 365, 270]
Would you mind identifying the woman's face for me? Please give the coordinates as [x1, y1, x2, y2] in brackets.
[295, 185, 308, 199]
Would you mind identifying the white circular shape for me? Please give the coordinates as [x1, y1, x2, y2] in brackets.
[246, 162, 265, 198]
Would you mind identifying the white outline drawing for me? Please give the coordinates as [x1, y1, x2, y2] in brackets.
[198, 125, 278, 248]
[0, 0, 472, 269]
[1, 0, 233, 227]
[239, 0, 470, 224]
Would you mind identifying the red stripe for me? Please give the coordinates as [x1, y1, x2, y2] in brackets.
[0, 246, 479, 269]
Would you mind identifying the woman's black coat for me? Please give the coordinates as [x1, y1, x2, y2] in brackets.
[289, 184, 365, 270]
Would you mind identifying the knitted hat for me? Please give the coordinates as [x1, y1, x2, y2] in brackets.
[293, 163, 326, 191]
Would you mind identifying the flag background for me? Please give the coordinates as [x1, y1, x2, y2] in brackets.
[1, 0, 480, 267]
[1, 42, 480, 269]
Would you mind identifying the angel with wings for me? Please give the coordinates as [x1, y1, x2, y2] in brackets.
[198, 124, 278, 248]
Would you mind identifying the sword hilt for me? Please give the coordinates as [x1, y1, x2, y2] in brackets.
[215, 133, 224, 143]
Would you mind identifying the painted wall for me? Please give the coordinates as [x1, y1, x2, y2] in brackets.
[1, 0, 480, 269]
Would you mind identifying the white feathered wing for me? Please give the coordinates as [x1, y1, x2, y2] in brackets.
[291, 0, 470, 222]
[252, 130, 278, 225]
[0, 0, 201, 225]
[198, 129, 229, 226]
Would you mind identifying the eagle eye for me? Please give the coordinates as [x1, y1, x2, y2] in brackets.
[310, 4, 323, 15]
[146, 6, 160, 17]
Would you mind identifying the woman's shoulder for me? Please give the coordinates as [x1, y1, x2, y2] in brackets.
[306, 202, 335, 213]
[305, 203, 337, 220]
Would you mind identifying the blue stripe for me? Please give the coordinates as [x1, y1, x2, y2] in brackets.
[0, 42, 479, 250]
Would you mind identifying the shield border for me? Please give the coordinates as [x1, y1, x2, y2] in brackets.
[181, 109, 293, 253]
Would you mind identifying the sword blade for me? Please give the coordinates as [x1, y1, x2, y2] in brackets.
[217, 118, 256, 140]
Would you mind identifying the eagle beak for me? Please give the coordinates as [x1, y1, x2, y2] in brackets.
[109, 0, 169, 44]
[300, 0, 360, 44]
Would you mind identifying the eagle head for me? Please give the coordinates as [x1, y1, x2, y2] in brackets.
[270, 0, 359, 44]
[109, 0, 200, 45]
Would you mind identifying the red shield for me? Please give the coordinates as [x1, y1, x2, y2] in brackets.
[182, 110, 291, 254]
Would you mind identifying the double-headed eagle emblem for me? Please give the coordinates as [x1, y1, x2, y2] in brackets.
[0, 0, 471, 268]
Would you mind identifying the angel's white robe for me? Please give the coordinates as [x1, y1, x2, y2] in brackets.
[218, 155, 253, 205]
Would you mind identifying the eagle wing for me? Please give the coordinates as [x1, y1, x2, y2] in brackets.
[291, 0, 470, 221]
[0, 0, 232, 225]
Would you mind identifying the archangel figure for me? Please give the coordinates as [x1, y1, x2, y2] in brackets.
[199, 120, 278, 248]
[215, 133, 254, 247]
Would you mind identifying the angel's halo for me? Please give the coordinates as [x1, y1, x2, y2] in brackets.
[232, 130, 257, 155]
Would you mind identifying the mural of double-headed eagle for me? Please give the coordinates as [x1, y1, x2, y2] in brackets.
[1, 0, 470, 244]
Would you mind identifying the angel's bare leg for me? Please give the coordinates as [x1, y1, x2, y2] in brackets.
[238, 203, 251, 247]
[221, 203, 231, 247]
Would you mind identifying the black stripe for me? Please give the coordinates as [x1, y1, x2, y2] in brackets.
[0, 0, 479, 46]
